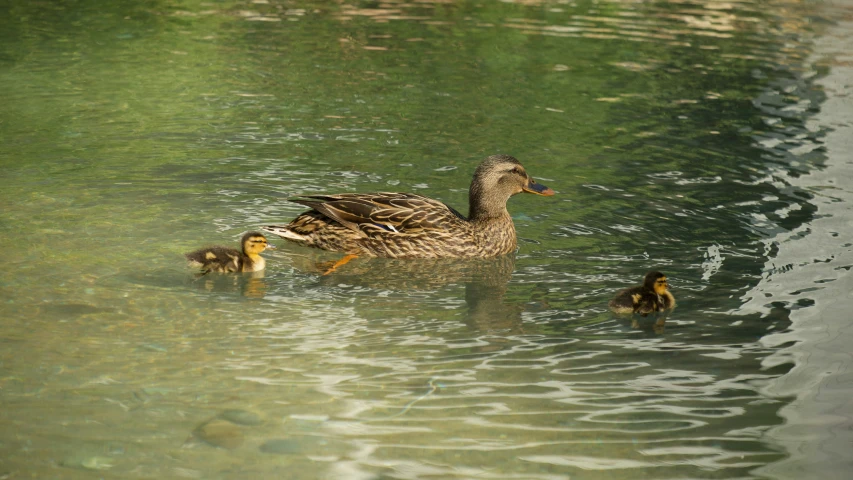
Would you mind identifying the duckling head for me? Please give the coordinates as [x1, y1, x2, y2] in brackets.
[643, 271, 669, 295]
[241, 232, 272, 257]
[469, 155, 554, 220]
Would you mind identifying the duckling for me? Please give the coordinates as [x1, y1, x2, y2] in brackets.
[608, 271, 675, 316]
[185, 232, 273, 274]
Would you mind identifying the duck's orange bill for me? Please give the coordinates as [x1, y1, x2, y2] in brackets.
[523, 180, 555, 196]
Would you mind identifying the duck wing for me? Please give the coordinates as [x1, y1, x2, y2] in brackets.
[291, 192, 466, 236]
[185, 246, 243, 273]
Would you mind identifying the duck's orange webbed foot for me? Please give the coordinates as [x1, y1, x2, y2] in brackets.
[317, 254, 358, 275]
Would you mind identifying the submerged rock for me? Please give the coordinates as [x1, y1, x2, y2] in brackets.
[259, 436, 346, 456]
[218, 409, 263, 426]
[260, 438, 304, 455]
[60, 455, 114, 471]
[188, 409, 263, 450]
[192, 418, 245, 450]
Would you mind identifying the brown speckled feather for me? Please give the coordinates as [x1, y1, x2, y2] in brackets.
[185, 246, 249, 273]
[292, 193, 464, 236]
[282, 194, 479, 258]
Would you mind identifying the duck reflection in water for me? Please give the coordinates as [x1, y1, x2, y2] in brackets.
[291, 252, 523, 333]
[189, 270, 269, 299]
[609, 271, 676, 334]
[463, 255, 524, 333]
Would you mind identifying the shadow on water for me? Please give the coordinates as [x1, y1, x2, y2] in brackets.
[186, 271, 270, 300]
[613, 310, 671, 335]
[285, 251, 525, 333]
[119, 267, 271, 300]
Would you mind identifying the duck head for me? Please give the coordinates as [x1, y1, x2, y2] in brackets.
[241, 232, 273, 256]
[469, 155, 554, 220]
[643, 271, 669, 296]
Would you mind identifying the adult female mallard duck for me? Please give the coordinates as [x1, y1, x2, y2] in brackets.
[185, 232, 273, 274]
[608, 271, 676, 316]
[262, 155, 554, 269]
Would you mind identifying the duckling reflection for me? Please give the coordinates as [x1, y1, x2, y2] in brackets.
[627, 309, 670, 334]
[291, 252, 522, 332]
[185, 232, 273, 275]
[608, 271, 675, 316]
[190, 270, 268, 299]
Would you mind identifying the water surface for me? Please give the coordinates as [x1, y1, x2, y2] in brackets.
[1, 0, 851, 478]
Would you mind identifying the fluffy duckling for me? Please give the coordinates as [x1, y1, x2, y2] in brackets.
[185, 232, 272, 274]
[609, 271, 675, 316]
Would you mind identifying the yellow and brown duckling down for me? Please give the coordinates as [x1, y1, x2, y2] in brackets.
[185, 232, 273, 274]
[262, 155, 554, 264]
[609, 271, 676, 316]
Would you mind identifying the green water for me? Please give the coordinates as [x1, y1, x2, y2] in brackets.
[1, 0, 849, 478]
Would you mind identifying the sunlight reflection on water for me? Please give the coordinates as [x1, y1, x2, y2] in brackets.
[0, 0, 844, 477]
